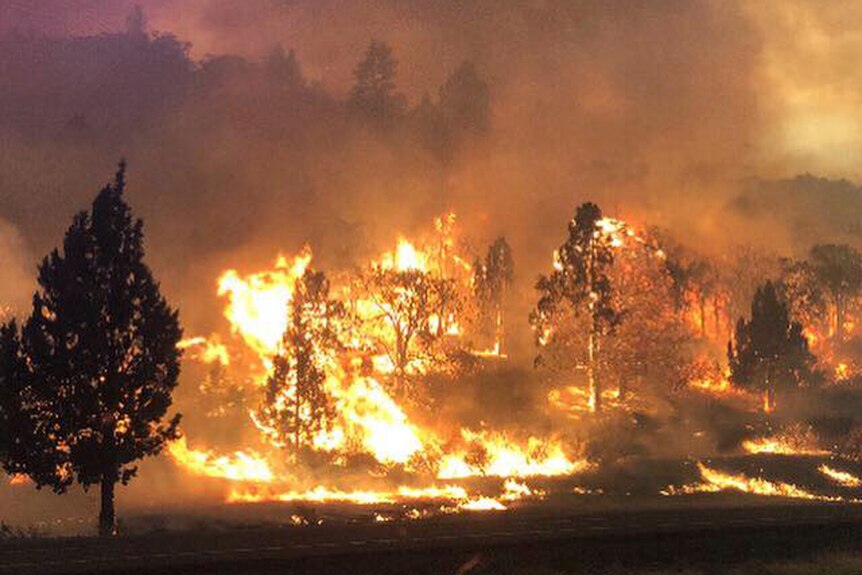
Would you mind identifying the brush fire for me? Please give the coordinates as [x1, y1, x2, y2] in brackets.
[152, 206, 862, 519]
[6, 189, 862, 541]
[5, 8, 862, 575]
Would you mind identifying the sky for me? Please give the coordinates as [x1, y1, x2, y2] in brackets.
[2, 0, 860, 180]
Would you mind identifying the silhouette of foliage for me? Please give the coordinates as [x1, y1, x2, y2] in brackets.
[0, 162, 182, 536]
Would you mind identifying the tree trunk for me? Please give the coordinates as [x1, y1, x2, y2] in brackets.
[98, 472, 117, 537]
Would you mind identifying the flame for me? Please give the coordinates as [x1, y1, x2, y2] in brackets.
[7, 474, 28, 486]
[380, 239, 427, 272]
[167, 437, 274, 483]
[217, 249, 312, 359]
[836, 362, 850, 380]
[227, 483, 506, 513]
[337, 375, 424, 464]
[667, 462, 841, 502]
[437, 429, 589, 479]
[742, 437, 827, 456]
[168, 215, 590, 512]
[742, 426, 827, 456]
[819, 464, 862, 488]
[500, 478, 544, 501]
[457, 497, 506, 511]
[178, 335, 230, 366]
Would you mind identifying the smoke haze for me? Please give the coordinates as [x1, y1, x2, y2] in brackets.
[2, 0, 862, 534]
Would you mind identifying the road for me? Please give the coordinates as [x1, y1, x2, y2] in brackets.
[3, 503, 862, 574]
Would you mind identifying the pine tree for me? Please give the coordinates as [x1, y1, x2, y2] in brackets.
[531, 202, 619, 413]
[348, 40, 405, 125]
[728, 281, 817, 412]
[258, 269, 343, 457]
[439, 60, 490, 136]
[0, 162, 182, 536]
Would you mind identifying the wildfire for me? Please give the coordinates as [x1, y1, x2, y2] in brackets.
[742, 425, 827, 456]
[437, 429, 589, 479]
[7, 474, 28, 486]
[666, 462, 841, 502]
[227, 483, 510, 512]
[819, 464, 862, 488]
[742, 437, 827, 456]
[169, 214, 591, 513]
[217, 249, 313, 360]
[336, 375, 424, 465]
[380, 238, 428, 272]
[167, 437, 274, 483]
[177, 335, 231, 366]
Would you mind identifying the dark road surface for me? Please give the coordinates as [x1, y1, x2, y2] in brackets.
[3, 503, 862, 574]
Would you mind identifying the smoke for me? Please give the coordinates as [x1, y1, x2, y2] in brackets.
[2, 0, 862, 532]
[0, 217, 33, 316]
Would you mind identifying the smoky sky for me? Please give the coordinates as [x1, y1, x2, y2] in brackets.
[0, 0, 857, 336]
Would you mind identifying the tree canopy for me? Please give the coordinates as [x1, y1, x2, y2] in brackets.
[0, 162, 182, 536]
[728, 280, 817, 412]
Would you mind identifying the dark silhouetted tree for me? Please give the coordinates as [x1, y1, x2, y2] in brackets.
[728, 281, 817, 412]
[0, 162, 182, 536]
[474, 237, 514, 354]
[439, 60, 490, 136]
[266, 45, 303, 88]
[348, 40, 405, 125]
[257, 269, 343, 458]
[531, 202, 620, 413]
[809, 244, 862, 342]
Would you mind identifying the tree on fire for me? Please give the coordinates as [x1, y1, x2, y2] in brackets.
[531, 202, 620, 413]
[363, 266, 456, 400]
[0, 162, 182, 537]
[779, 258, 828, 344]
[728, 281, 817, 412]
[473, 237, 514, 353]
[348, 40, 406, 126]
[603, 238, 691, 399]
[257, 269, 343, 457]
[809, 244, 862, 343]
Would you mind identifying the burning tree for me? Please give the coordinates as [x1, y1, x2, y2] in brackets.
[809, 244, 862, 343]
[0, 162, 182, 536]
[363, 263, 453, 399]
[473, 237, 514, 354]
[531, 202, 620, 413]
[603, 238, 691, 398]
[728, 281, 817, 412]
[256, 269, 344, 458]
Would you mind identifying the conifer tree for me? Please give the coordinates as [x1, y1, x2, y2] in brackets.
[0, 162, 182, 536]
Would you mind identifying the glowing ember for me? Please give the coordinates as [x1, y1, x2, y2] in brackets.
[7, 474, 28, 486]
